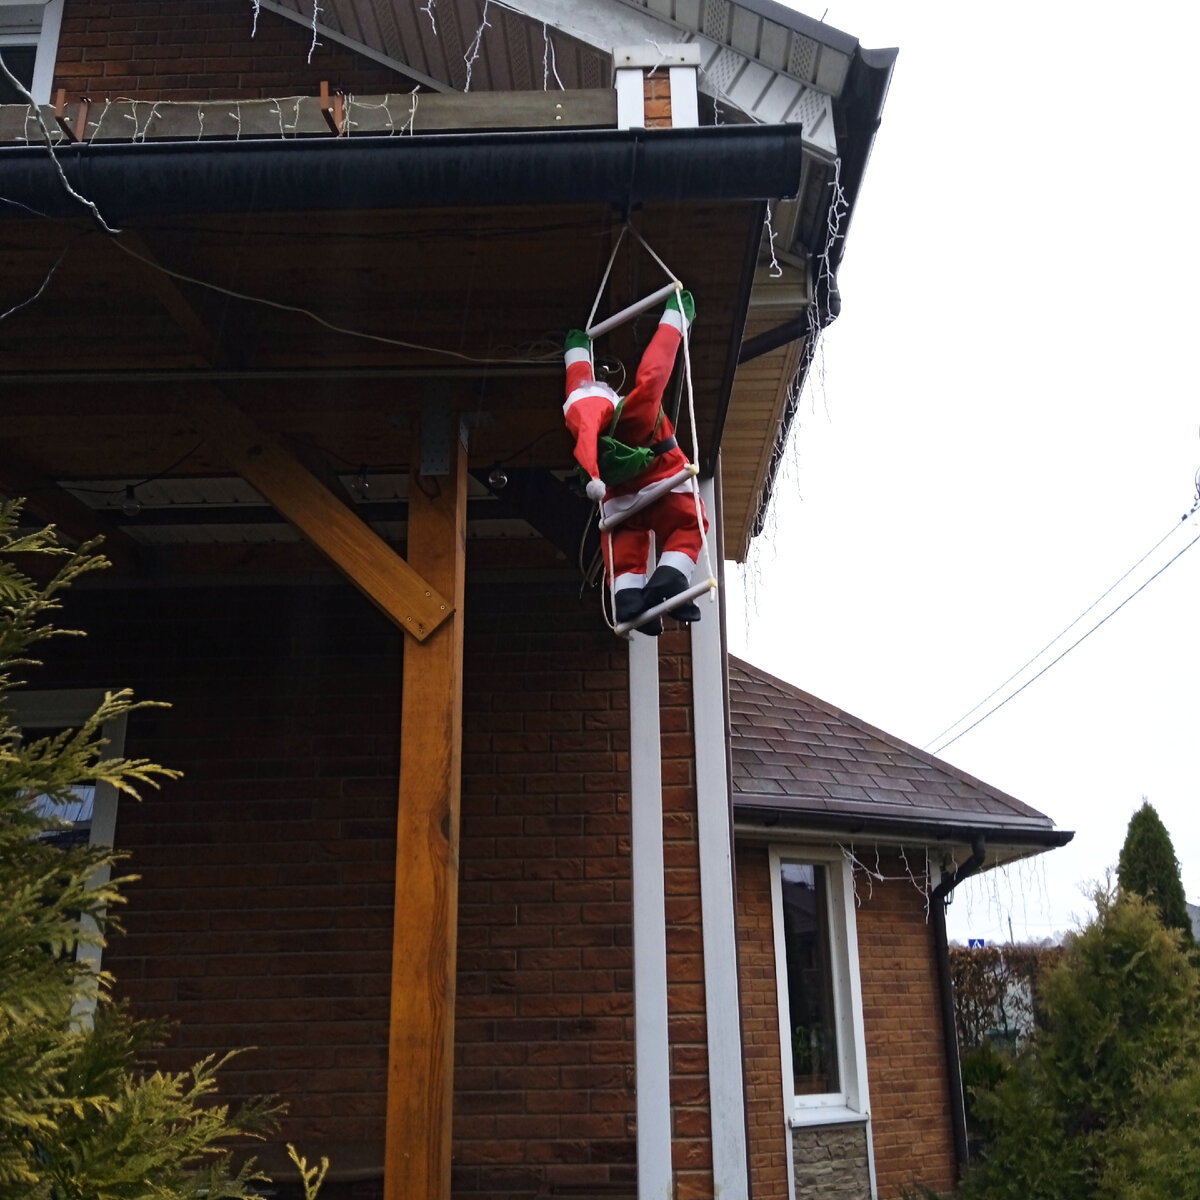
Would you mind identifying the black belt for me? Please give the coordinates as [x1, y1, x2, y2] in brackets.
[650, 435, 677, 456]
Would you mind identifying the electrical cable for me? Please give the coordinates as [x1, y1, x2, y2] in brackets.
[107, 236, 559, 366]
[923, 517, 1194, 750]
[930, 529, 1200, 755]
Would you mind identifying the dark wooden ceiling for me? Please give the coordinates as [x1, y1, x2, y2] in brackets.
[1, 198, 759, 576]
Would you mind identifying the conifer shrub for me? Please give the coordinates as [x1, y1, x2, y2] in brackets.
[0, 503, 293, 1199]
[959, 888, 1200, 1200]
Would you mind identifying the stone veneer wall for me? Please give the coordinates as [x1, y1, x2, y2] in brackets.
[792, 1122, 871, 1199]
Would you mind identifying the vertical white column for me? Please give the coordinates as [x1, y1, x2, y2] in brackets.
[614, 64, 647, 129]
[690, 475, 750, 1198]
[628, 632, 673, 1200]
[668, 63, 699, 128]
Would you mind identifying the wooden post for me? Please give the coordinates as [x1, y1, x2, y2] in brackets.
[384, 418, 468, 1200]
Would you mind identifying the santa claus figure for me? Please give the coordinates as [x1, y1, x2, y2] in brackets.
[563, 290, 707, 636]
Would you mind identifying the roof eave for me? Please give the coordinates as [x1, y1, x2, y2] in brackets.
[733, 798, 1075, 852]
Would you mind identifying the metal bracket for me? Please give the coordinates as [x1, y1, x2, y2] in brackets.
[419, 398, 452, 477]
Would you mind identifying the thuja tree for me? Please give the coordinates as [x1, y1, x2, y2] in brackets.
[1118, 799, 1194, 947]
[0, 503, 281, 1199]
[959, 888, 1200, 1200]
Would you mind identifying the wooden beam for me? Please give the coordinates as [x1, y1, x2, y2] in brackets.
[385, 421, 468, 1200]
[187, 398, 451, 640]
[0, 443, 142, 573]
[0, 89, 616, 144]
[111, 232, 224, 366]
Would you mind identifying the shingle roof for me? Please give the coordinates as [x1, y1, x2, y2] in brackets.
[729, 658, 1070, 844]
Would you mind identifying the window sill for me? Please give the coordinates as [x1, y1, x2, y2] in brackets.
[789, 1106, 869, 1128]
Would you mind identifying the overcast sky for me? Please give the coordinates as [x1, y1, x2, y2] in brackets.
[727, 1, 1200, 943]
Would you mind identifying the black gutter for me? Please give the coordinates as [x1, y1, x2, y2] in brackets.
[0, 124, 805, 221]
[931, 835, 988, 1178]
[733, 803, 1075, 851]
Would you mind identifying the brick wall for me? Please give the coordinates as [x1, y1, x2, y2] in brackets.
[657, 634, 712, 1200]
[734, 843, 790, 1199]
[40, 578, 716, 1199]
[855, 860, 957, 1197]
[643, 72, 672, 128]
[54, 0, 419, 102]
[736, 844, 958, 1200]
[41, 584, 402, 1186]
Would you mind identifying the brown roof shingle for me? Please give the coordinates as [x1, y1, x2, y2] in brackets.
[729, 658, 1068, 843]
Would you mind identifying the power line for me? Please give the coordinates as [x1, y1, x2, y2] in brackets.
[923, 518, 1190, 750]
[930, 529, 1200, 755]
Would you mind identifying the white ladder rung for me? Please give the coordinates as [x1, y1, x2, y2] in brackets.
[598, 465, 698, 532]
[615, 579, 717, 635]
[586, 281, 681, 340]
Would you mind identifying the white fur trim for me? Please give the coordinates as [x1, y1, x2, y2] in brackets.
[615, 573, 646, 591]
[563, 382, 620, 414]
[564, 346, 591, 368]
[658, 550, 697, 577]
[659, 308, 689, 333]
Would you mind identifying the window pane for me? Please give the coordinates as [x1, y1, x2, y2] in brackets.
[0, 46, 38, 103]
[781, 862, 840, 1094]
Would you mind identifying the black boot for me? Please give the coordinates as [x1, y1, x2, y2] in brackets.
[614, 586, 662, 637]
[641, 565, 701, 624]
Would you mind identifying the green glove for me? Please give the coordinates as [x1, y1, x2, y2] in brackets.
[665, 289, 695, 324]
[564, 329, 591, 353]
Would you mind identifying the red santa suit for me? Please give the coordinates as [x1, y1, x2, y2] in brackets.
[563, 306, 708, 618]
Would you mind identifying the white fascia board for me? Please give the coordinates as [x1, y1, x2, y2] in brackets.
[256, 0, 454, 93]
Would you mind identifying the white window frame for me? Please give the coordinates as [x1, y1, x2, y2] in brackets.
[0, 0, 64, 105]
[769, 844, 873, 1126]
[770, 844, 878, 1200]
[9, 687, 127, 1018]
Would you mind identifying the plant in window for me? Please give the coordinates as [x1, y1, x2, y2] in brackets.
[0, 502, 296, 1198]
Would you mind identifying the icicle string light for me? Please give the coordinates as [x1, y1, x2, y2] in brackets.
[421, 0, 438, 36]
[764, 203, 783, 279]
[542, 23, 563, 91]
[463, 0, 492, 92]
[838, 842, 934, 917]
[307, 0, 323, 64]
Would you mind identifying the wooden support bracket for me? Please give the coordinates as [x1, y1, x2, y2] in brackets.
[188, 398, 452, 640]
[52, 89, 78, 142]
[319, 81, 344, 135]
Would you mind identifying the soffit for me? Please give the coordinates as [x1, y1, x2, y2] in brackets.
[262, 0, 847, 155]
[0, 198, 759, 569]
[255, 1, 883, 562]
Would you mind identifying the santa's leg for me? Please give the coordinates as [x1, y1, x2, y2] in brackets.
[606, 526, 662, 636]
[640, 491, 708, 623]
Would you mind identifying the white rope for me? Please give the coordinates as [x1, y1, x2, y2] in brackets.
[586, 225, 627, 334]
